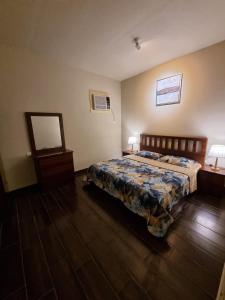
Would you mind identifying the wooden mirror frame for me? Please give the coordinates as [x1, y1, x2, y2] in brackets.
[25, 112, 66, 155]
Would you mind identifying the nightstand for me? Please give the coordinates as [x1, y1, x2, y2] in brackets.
[122, 150, 137, 156]
[198, 165, 225, 197]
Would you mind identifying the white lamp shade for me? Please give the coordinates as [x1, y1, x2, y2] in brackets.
[128, 136, 137, 145]
[208, 145, 225, 158]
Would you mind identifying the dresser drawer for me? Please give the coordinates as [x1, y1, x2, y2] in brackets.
[41, 162, 74, 177]
[34, 150, 74, 190]
[38, 152, 73, 169]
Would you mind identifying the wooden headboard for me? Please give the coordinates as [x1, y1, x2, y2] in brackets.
[140, 134, 208, 165]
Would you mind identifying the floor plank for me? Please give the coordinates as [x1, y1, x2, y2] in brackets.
[0, 214, 19, 249]
[119, 280, 150, 300]
[0, 245, 24, 299]
[87, 237, 131, 293]
[23, 242, 53, 300]
[77, 260, 119, 300]
[54, 222, 91, 270]
[3, 287, 27, 300]
[167, 230, 223, 278]
[50, 258, 87, 300]
[39, 227, 67, 267]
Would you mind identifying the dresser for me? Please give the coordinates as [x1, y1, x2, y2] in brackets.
[34, 150, 74, 190]
[25, 112, 76, 190]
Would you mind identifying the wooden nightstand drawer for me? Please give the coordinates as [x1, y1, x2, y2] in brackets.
[198, 165, 225, 197]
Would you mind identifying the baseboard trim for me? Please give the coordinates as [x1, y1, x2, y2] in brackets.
[75, 168, 88, 176]
[8, 183, 39, 197]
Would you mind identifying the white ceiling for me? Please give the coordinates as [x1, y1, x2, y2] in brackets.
[1, 0, 225, 81]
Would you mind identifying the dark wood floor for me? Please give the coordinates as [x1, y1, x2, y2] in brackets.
[1, 175, 225, 300]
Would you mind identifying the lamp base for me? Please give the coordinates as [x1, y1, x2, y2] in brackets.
[210, 166, 220, 172]
[211, 157, 220, 172]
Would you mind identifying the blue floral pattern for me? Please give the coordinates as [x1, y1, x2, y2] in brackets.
[136, 150, 163, 160]
[87, 157, 191, 237]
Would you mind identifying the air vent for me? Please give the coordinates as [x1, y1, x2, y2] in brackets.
[91, 94, 111, 111]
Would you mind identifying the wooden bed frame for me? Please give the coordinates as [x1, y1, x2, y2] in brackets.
[140, 134, 208, 166]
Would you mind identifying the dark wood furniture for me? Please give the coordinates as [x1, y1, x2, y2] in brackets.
[122, 149, 138, 156]
[34, 150, 74, 190]
[25, 112, 74, 190]
[198, 165, 225, 197]
[140, 134, 208, 165]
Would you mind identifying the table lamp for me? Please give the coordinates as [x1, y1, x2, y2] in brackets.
[208, 145, 225, 171]
[128, 136, 137, 151]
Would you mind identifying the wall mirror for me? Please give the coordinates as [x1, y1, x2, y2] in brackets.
[25, 112, 65, 155]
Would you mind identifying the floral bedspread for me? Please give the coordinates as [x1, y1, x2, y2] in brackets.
[87, 157, 191, 237]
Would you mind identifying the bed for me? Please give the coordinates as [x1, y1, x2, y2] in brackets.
[87, 134, 208, 237]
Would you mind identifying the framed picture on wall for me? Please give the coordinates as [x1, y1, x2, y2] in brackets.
[156, 74, 183, 106]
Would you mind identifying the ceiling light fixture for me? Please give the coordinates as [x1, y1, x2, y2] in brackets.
[133, 37, 141, 50]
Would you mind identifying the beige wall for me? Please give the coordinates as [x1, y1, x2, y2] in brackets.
[122, 41, 225, 167]
[0, 45, 121, 191]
